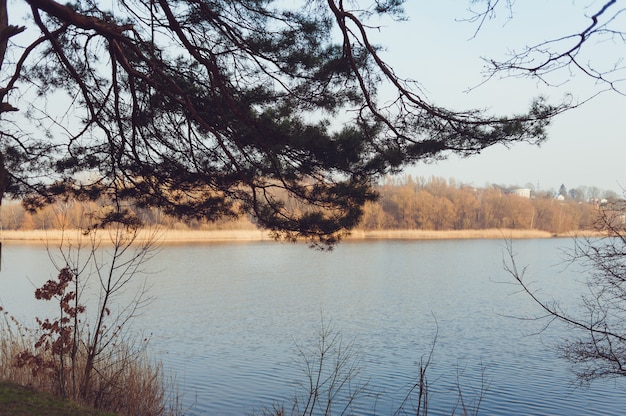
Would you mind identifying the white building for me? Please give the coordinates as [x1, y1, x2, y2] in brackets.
[511, 188, 531, 199]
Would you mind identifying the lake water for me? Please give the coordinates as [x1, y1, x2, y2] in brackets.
[1, 238, 625, 415]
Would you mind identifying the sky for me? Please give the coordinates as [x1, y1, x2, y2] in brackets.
[368, 1, 626, 194]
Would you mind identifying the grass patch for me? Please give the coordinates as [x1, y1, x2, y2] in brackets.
[0, 381, 117, 416]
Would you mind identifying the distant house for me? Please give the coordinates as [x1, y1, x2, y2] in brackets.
[511, 188, 531, 199]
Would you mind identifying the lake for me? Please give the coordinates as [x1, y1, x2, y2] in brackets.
[1, 238, 625, 415]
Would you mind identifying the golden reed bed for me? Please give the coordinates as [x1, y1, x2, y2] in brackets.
[0, 228, 600, 245]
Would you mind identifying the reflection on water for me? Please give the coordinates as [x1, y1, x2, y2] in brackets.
[1, 239, 624, 415]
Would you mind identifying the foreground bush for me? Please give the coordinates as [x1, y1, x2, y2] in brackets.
[0, 308, 175, 416]
[0, 213, 179, 416]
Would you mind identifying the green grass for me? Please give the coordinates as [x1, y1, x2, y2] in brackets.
[0, 381, 117, 416]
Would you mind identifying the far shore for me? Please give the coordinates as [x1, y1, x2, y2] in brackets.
[0, 228, 603, 245]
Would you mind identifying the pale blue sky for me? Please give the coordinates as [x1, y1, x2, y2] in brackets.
[371, 1, 626, 193]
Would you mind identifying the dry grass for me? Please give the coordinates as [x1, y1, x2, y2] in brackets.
[0, 314, 42, 389]
[0, 312, 177, 416]
[0, 229, 272, 244]
[349, 229, 556, 240]
[0, 228, 603, 245]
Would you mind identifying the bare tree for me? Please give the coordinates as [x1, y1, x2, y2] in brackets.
[251, 316, 486, 416]
[15, 199, 167, 413]
[468, 1, 626, 94]
[505, 203, 626, 383]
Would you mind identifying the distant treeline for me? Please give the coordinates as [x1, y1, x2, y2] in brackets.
[359, 176, 602, 234]
[0, 177, 612, 233]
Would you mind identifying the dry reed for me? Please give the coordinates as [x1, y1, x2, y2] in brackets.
[0, 228, 602, 245]
[348, 229, 557, 240]
[0, 310, 177, 416]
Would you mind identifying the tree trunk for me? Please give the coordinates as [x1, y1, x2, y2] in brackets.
[0, 0, 25, 112]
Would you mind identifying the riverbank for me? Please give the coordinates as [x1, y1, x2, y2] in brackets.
[0, 228, 601, 244]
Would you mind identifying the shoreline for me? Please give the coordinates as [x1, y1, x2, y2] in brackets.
[0, 228, 601, 244]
